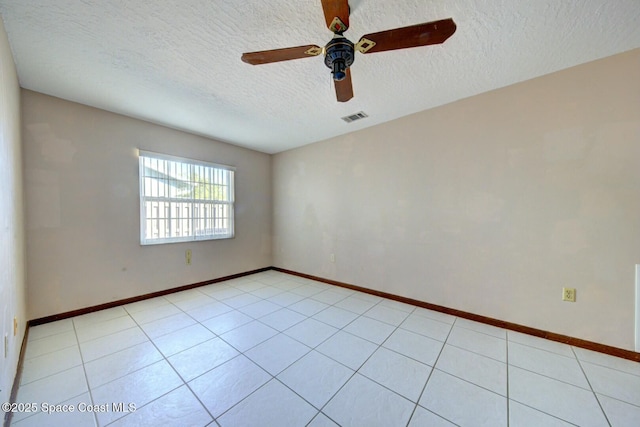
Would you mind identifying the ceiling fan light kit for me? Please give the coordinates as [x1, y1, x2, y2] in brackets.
[241, 0, 456, 102]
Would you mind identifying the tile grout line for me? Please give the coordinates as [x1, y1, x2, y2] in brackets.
[273, 277, 513, 426]
[202, 277, 330, 422]
[95, 312, 173, 424]
[397, 303, 432, 427]
[182, 354, 249, 424]
[100, 387, 189, 427]
[435, 325, 510, 385]
[9, 333, 87, 425]
[122, 300, 221, 425]
[443, 340, 506, 364]
[453, 322, 507, 340]
[445, 322, 597, 426]
[507, 336, 578, 360]
[507, 400, 582, 427]
[571, 346, 613, 427]
[339, 298, 416, 404]
[244, 280, 371, 358]
[203, 285, 325, 423]
[506, 363, 597, 392]
[471, 329, 590, 426]
[166, 275, 336, 423]
[14, 351, 78, 388]
[569, 348, 640, 379]
[305, 333, 372, 425]
[405, 315, 460, 427]
[251, 295, 401, 425]
[71, 316, 100, 427]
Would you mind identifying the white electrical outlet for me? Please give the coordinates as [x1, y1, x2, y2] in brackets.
[330, 253, 335, 263]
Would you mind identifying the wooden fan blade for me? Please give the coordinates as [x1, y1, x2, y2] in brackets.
[321, 0, 350, 33]
[242, 45, 322, 65]
[357, 18, 456, 54]
[334, 68, 353, 102]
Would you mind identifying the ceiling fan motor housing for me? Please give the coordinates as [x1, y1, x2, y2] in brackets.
[324, 36, 354, 81]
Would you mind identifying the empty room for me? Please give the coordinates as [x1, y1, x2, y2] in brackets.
[1, 1, 639, 426]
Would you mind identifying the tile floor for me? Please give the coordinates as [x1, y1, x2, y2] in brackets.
[8, 270, 640, 426]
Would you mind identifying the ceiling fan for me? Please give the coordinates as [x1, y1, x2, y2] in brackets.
[241, 0, 456, 102]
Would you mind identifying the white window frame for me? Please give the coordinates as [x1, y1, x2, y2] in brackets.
[138, 150, 235, 245]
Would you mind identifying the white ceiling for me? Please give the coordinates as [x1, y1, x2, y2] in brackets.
[1, 1, 639, 154]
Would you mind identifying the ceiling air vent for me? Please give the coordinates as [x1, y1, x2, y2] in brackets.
[341, 111, 368, 123]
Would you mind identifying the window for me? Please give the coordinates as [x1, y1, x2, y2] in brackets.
[138, 150, 235, 245]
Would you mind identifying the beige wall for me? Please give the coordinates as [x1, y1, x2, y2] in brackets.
[273, 49, 640, 351]
[22, 90, 272, 320]
[0, 15, 26, 405]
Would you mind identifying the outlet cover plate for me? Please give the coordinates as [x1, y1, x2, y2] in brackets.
[562, 287, 576, 302]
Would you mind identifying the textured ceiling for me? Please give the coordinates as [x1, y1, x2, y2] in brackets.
[1, 1, 639, 153]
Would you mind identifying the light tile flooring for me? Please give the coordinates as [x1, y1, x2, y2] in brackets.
[9, 271, 640, 426]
